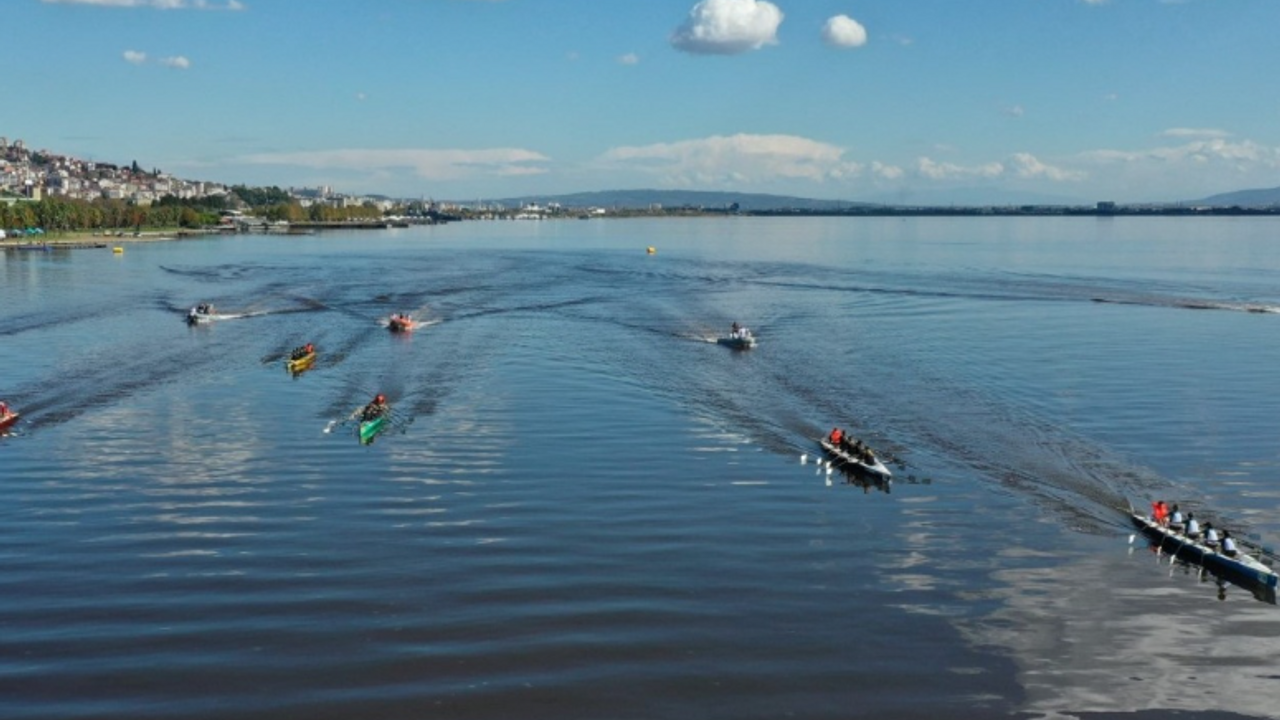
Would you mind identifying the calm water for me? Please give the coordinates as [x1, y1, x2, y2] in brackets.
[2, 217, 1278, 719]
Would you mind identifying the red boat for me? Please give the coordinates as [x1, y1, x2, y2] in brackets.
[0, 409, 19, 434]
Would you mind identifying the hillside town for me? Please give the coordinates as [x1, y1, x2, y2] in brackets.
[0, 136, 410, 214]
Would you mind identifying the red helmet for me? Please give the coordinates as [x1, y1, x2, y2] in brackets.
[375, 394, 386, 403]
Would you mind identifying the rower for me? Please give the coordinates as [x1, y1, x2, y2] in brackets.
[1221, 531, 1238, 558]
[361, 394, 390, 421]
[1184, 513, 1201, 539]
[1169, 504, 1184, 528]
[1203, 523, 1220, 547]
[829, 427, 843, 445]
[0, 401, 9, 417]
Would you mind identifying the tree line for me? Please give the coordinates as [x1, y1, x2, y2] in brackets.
[0, 185, 402, 233]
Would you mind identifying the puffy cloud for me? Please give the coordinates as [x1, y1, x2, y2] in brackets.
[237, 148, 551, 181]
[598, 133, 861, 185]
[670, 0, 783, 56]
[1004, 104, 1025, 117]
[915, 157, 1004, 180]
[821, 15, 867, 49]
[44, 0, 245, 8]
[618, 53, 640, 66]
[1009, 152, 1085, 181]
[159, 55, 191, 69]
[871, 161, 904, 180]
[122, 49, 147, 64]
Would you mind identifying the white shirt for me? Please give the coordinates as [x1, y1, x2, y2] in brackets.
[1222, 537, 1237, 554]
[1205, 527, 1219, 544]
[1186, 518, 1200, 536]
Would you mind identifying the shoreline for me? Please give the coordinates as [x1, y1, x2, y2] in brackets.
[0, 228, 221, 249]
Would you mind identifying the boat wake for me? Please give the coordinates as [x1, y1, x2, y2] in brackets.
[1092, 297, 1280, 314]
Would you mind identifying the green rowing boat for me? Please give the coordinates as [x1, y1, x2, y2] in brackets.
[358, 414, 388, 445]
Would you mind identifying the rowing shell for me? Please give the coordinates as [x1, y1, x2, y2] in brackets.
[819, 437, 892, 480]
[358, 414, 388, 445]
[1130, 512, 1278, 602]
[286, 351, 317, 374]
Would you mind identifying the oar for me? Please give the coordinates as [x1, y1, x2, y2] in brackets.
[323, 406, 363, 434]
[1238, 537, 1278, 563]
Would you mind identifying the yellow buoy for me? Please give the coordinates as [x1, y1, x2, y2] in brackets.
[646, 246, 656, 254]
[113, 247, 124, 254]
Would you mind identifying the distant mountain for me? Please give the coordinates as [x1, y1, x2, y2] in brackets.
[859, 186, 1091, 208]
[468, 189, 881, 212]
[1193, 186, 1280, 208]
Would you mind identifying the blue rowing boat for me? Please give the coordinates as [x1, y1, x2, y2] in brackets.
[1130, 511, 1277, 603]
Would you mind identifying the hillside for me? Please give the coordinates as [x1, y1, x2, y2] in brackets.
[1194, 186, 1280, 208]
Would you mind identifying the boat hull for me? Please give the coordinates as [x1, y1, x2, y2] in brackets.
[716, 336, 756, 350]
[819, 438, 892, 480]
[388, 319, 415, 333]
[358, 415, 388, 445]
[286, 352, 317, 374]
[1130, 513, 1278, 602]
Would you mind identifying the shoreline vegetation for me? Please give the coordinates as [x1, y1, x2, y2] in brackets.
[5, 199, 1280, 251]
[6, 206, 1280, 250]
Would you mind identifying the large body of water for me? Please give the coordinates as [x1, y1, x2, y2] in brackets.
[2, 217, 1278, 719]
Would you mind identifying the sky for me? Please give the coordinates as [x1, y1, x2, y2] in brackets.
[6, 0, 1280, 204]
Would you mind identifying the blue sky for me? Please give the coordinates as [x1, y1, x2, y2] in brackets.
[7, 0, 1280, 203]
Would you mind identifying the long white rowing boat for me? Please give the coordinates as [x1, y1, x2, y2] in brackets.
[1130, 511, 1278, 601]
[819, 437, 892, 481]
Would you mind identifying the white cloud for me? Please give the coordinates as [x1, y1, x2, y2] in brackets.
[122, 49, 147, 64]
[598, 133, 861, 185]
[821, 15, 867, 49]
[44, 0, 245, 9]
[237, 148, 551, 181]
[1082, 138, 1280, 168]
[1160, 127, 1230, 139]
[871, 161, 904, 180]
[1004, 104, 1025, 118]
[670, 0, 783, 56]
[1010, 152, 1085, 181]
[159, 55, 191, 69]
[618, 53, 640, 66]
[915, 157, 1005, 180]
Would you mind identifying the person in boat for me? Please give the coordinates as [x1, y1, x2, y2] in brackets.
[0, 401, 9, 417]
[1169, 504, 1184, 527]
[1221, 531, 1238, 558]
[1203, 523, 1220, 547]
[361, 394, 390, 422]
[1151, 501, 1170, 526]
[1184, 513, 1201, 539]
[829, 427, 844, 446]
[731, 321, 740, 338]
